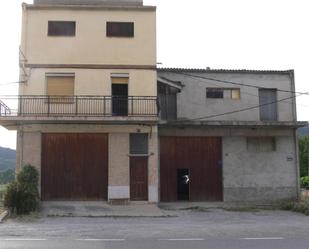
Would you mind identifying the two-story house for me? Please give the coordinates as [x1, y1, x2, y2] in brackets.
[157, 68, 307, 202]
[0, 0, 306, 205]
[0, 0, 159, 203]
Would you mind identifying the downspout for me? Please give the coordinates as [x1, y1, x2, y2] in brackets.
[289, 70, 300, 200]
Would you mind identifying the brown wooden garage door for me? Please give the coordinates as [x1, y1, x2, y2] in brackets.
[160, 136, 222, 202]
[41, 133, 108, 201]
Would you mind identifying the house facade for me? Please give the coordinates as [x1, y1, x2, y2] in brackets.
[158, 68, 306, 202]
[0, 0, 306, 204]
[0, 0, 159, 203]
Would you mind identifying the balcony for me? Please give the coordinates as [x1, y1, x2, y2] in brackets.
[0, 95, 159, 126]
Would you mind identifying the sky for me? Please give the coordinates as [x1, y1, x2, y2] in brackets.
[0, 0, 309, 149]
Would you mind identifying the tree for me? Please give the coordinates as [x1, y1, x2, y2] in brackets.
[299, 136, 309, 177]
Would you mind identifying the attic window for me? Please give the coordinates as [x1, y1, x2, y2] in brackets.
[48, 21, 76, 36]
[106, 22, 134, 37]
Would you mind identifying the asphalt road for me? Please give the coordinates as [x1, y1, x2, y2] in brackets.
[0, 209, 309, 249]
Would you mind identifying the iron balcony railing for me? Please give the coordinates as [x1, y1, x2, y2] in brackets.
[0, 99, 11, 116]
[0, 95, 158, 117]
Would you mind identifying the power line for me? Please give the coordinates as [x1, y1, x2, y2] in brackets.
[0, 80, 26, 86]
[175, 72, 309, 96]
[173, 72, 309, 108]
[170, 94, 301, 122]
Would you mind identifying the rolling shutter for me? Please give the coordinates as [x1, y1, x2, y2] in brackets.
[47, 76, 74, 96]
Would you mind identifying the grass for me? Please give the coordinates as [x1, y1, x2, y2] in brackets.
[278, 190, 309, 216]
[280, 200, 309, 216]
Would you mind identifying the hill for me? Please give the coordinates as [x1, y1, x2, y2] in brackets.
[0, 146, 16, 171]
[298, 127, 309, 137]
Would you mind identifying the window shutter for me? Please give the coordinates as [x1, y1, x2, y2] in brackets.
[231, 89, 240, 99]
[47, 76, 74, 96]
[111, 77, 129, 84]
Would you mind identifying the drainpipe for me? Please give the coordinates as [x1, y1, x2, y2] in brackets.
[289, 70, 300, 200]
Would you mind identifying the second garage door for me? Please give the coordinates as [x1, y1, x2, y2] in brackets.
[160, 136, 223, 202]
[41, 133, 108, 201]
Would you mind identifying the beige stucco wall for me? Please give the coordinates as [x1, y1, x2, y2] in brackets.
[148, 129, 159, 202]
[21, 7, 156, 65]
[16, 130, 41, 173]
[108, 133, 130, 199]
[16, 124, 159, 202]
[20, 68, 157, 96]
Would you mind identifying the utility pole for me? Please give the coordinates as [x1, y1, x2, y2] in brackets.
[307, 143, 309, 176]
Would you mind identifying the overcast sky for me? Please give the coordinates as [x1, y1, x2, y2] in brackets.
[0, 0, 309, 149]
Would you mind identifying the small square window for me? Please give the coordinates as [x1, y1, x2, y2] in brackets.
[130, 133, 148, 154]
[48, 21, 76, 36]
[231, 89, 241, 99]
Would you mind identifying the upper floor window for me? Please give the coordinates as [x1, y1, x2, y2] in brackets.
[106, 22, 134, 37]
[46, 74, 74, 103]
[48, 21, 76, 36]
[259, 88, 277, 121]
[206, 88, 240, 99]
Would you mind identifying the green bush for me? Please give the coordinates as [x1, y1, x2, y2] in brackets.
[301, 176, 309, 189]
[4, 165, 39, 215]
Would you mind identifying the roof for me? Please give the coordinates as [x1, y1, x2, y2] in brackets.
[158, 68, 294, 74]
[24, 3, 155, 11]
[157, 76, 184, 90]
[33, 0, 143, 6]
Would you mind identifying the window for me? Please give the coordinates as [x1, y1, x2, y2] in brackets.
[48, 21, 76, 36]
[130, 134, 148, 154]
[259, 89, 277, 121]
[106, 22, 134, 37]
[247, 137, 276, 152]
[206, 88, 240, 99]
[206, 88, 224, 98]
[46, 74, 74, 102]
[231, 89, 241, 100]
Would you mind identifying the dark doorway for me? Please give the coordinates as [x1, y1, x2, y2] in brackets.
[177, 169, 190, 201]
[112, 84, 128, 116]
[130, 157, 148, 201]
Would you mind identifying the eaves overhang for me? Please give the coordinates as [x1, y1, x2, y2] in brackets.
[159, 120, 308, 128]
[23, 3, 156, 11]
[0, 116, 159, 130]
[157, 76, 184, 90]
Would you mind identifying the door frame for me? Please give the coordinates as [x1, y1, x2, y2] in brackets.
[129, 156, 149, 201]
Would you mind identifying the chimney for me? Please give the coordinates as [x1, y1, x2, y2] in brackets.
[33, 0, 143, 6]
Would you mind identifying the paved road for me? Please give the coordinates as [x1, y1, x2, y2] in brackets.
[0, 209, 309, 249]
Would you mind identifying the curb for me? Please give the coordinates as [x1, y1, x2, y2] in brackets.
[0, 210, 9, 223]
